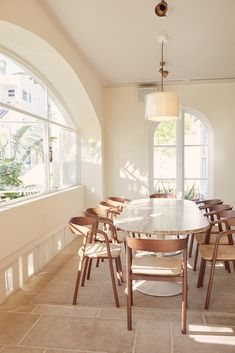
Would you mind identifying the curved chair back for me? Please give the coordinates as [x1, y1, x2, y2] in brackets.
[150, 193, 176, 199]
[107, 196, 131, 204]
[196, 198, 223, 206]
[68, 216, 95, 237]
[100, 200, 124, 212]
[218, 209, 235, 220]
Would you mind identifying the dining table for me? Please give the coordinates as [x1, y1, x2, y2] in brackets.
[114, 197, 210, 296]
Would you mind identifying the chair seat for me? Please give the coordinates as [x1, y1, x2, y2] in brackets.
[78, 243, 121, 258]
[195, 232, 229, 245]
[199, 244, 235, 261]
[132, 252, 183, 276]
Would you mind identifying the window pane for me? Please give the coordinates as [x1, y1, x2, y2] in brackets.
[154, 121, 176, 145]
[184, 146, 208, 179]
[154, 146, 176, 179]
[154, 179, 176, 195]
[0, 110, 45, 202]
[184, 113, 208, 145]
[48, 91, 74, 127]
[0, 54, 47, 117]
[49, 126, 77, 188]
[184, 179, 208, 200]
[61, 130, 77, 185]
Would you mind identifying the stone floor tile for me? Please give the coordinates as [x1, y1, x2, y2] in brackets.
[21, 315, 134, 353]
[34, 304, 99, 317]
[172, 321, 235, 353]
[0, 292, 36, 312]
[0, 346, 44, 353]
[203, 312, 235, 327]
[0, 312, 40, 345]
[134, 320, 171, 353]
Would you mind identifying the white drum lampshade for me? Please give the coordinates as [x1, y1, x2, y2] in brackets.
[145, 91, 180, 121]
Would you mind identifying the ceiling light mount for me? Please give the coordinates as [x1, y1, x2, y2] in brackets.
[155, 1, 168, 17]
[144, 34, 180, 122]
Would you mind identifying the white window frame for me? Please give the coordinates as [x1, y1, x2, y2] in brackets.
[0, 50, 80, 206]
[149, 107, 214, 199]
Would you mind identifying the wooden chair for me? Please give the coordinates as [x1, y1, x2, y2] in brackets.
[188, 198, 224, 258]
[150, 193, 176, 199]
[191, 204, 233, 271]
[100, 199, 125, 212]
[197, 216, 235, 309]
[106, 196, 131, 204]
[195, 198, 223, 211]
[84, 207, 127, 246]
[68, 216, 122, 307]
[126, 235, 188, 334]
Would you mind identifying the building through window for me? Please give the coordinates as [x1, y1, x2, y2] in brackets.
[0, 53, 78, 204]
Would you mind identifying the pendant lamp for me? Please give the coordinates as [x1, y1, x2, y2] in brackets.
[145, 36, 180, 121]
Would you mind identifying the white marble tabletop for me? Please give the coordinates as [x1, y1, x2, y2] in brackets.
[114, 198, 209, 236]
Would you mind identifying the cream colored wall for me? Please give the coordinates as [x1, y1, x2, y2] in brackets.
[0, 187, 84, 263]
[0, 0, 104, 300]
[104, 82, 235, 206]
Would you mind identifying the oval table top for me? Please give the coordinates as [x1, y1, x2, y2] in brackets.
[114, 198, 209, 236]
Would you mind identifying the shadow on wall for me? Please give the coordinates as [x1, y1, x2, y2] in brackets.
[81, 138, 102, 207]
[120, 160, 149, 197]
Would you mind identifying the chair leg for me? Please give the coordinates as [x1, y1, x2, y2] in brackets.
[193, 243, 199, 271]
[115, 258, 122, 286]
[197, 258, 206, 288]
[224, 261, 231, 273]
[86, 258, 93, 280]
[81, 258, 89, 287]
[117, 256, 124, 283]
[73, 258, 84, 305]
[107, 257, 120, 308]
[182, 275, 187, 334]
[127, 276, 132, 330]
[189, 234, 194, 258]
[96, 258, 100, 267]
[205, 260, 217, 310]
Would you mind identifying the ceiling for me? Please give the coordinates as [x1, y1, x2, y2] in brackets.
[43, 0, 235, 86]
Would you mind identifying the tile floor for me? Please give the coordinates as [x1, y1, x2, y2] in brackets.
[0, 238, 235, 353]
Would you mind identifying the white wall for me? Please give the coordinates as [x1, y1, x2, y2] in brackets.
[0, 0, 105, 301]
[104, 82, 235, 206]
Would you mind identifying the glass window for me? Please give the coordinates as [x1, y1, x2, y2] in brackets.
[0, 52, 78, 204]
[152, 110, 210, 200]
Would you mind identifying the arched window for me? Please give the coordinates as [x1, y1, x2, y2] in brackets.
[0, 52, 78, 203]
[150, 108, 213, 200]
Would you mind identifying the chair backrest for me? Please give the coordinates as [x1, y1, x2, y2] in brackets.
[126, 236, 188, 253]
[224, 216, 235, 228]
[196, 198, 223, 206]
[100, 200, 124, 211]
[107, 196, 131, 203]
[204, 204, 232, 224]
[150, 193, 176, 199]
[218, 210, 235, 220]
[207, 204, 232, 212]
[68, 216, 95, 237]
[84, 207, 107, 219]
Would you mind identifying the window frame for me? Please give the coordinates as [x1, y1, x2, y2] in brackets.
[0, 50, 80, 207]
[149, 107, 214, 199]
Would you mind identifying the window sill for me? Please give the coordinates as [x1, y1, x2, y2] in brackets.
[0, 185, 83, 212]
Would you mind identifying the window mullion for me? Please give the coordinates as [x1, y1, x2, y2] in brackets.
[176, 111, 184, 199]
